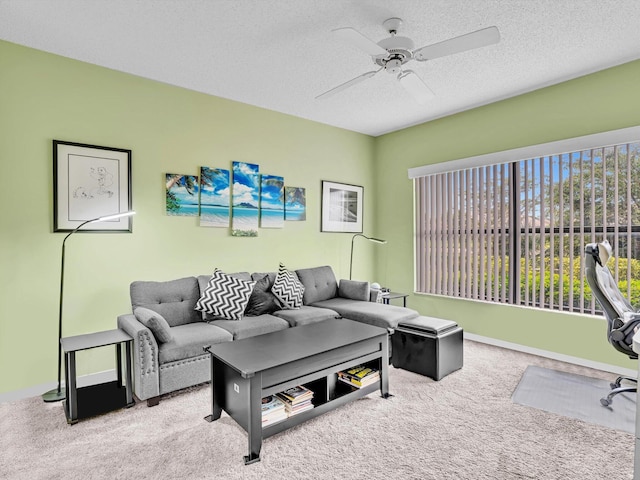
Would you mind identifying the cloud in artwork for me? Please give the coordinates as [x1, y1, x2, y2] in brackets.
[233, 182, 258, 206]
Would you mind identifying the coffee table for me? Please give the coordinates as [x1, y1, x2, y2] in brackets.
[204, 318, 390, 464]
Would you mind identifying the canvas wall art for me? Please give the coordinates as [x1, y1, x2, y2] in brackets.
[285, 187, 306, 221]
[166, 173, 199, 216]
[260, 175, 285, 228]
[231, 161, 260, 237]
[199, 167, 230, 227]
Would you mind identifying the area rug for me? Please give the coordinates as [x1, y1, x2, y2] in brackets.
[512, 365, 636, 433]
[1, 341, 634, 480]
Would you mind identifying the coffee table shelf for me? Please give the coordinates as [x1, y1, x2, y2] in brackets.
[204, 319, 390, 464]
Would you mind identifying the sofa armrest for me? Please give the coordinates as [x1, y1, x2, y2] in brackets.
[117, 313, 160, 401]
[369, 289, 382, 303]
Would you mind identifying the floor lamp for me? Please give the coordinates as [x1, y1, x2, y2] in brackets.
[349, 233, 387, 280]
[42, 210, 136, 403]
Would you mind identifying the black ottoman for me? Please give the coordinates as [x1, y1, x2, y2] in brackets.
[391, 316, 463, 380]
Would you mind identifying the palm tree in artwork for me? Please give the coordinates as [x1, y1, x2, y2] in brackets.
[166, 174, 197, 213]
[199, 168, 223, 190]
[262, 176, 285, 203]
[286, 187, 305, 207]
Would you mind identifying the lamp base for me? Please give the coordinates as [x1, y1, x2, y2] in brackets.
[42, 387, 66, 403]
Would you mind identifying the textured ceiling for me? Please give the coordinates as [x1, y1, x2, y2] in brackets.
[1, 0, 640, 136]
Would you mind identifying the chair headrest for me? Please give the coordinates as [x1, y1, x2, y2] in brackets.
[587, 239, 612, 267]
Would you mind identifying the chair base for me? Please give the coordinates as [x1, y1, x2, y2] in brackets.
[600, 376, 637, 407]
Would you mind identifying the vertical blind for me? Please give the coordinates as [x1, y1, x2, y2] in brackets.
[415, 141, 640, 315]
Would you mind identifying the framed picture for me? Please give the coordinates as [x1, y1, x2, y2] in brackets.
[53, 140, 132, 232]
[321, 180, 363, 233]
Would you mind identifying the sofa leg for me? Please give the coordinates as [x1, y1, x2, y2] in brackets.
[147, 396, 160, 407]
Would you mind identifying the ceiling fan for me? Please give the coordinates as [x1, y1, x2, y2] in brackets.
[316, 18, 500, 104]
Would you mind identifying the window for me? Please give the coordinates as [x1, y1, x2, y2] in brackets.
[413, 128, 640, 315]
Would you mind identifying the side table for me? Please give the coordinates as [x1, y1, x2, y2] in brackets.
[381, 291, 409, 307]
[61, 329, 134, 424]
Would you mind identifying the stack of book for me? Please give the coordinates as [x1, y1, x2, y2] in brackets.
[261, 395, 287, 427]
[275, 385, 314, 417]
[338, 365, 380, 389]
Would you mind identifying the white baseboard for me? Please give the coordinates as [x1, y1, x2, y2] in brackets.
[465, 332, 637, 378]
[0, 369, 117, 404]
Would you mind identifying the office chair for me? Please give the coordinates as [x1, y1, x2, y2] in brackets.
[585, 240, 640, 407]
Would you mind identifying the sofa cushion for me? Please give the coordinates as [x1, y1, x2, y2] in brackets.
[195, 269, 255, 321]
[272, 263, 305, 309]
[338, 279, 370, 301]
[130, 277, 202, 327]
[208, 314, 289, 340]
[310, 297, 419, 330]
[158, 323, 233, 364]
[273, 306, 339, 327]
[245, 274, 281, 316]
[133, 307, 174, 343]
[295, 266, 338, 304]
[251, 271, 276, 285]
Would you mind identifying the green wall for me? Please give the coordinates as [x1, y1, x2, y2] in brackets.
[2, 37, 639, 396]
[375, 59, 640, 370]
[0, 40, 377, 394]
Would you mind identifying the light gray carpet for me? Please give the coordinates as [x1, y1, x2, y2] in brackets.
[0, 340, 634, 480]
[512, 365, 636, 434]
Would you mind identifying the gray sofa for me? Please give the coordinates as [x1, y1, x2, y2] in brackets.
[117, 265, 419, 406]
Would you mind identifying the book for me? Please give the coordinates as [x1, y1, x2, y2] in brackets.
[261, 395, 285, 414]
[261, 395, 287, 426]
[338, 365, 380, 388]
[284, 400, 314, 416]
[276, 385, 314, 405]
[338, 374, 379, 389]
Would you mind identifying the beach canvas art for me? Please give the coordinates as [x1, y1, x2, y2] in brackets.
[260, 175, 285, 228]
[166, 173, 199, 216]
[285, 186, 306, 221]
[199, 167, 230, 227]
[232, 161, 260, 237]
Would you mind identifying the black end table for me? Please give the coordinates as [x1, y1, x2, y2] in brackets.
[381, 291, 409, 307]
[61, 329, 134, 424]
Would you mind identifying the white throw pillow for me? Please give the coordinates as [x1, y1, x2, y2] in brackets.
[195, 269, 255, 321]
[271, 263, 305, 309]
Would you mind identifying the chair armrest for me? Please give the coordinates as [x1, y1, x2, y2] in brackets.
[117, 313, 160, 401]
[610, 312, 640, 342]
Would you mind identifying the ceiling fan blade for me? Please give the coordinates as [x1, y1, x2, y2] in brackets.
[315, 69, 382, 100]
[414, 26, 500, 61]
[332, 27, 388, 57]
[397, 70, 435, 104]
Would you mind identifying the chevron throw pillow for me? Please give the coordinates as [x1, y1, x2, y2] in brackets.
[195, 269, 256, 321]
[271, 263, 305, 309]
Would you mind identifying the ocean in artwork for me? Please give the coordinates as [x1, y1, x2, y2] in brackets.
[260, 208, 286, 227]
[232, 162, 260, 236]
[260, 175, 284, 228]
[200, 167, 230, 227]
[200, 205, 230, 227]
[166, 173, 199, 216]
[285, 186, 306, 221]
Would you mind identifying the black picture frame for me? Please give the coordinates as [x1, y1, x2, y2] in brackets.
[321, 180, 363, 233]
[53, 140, 133, 232]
